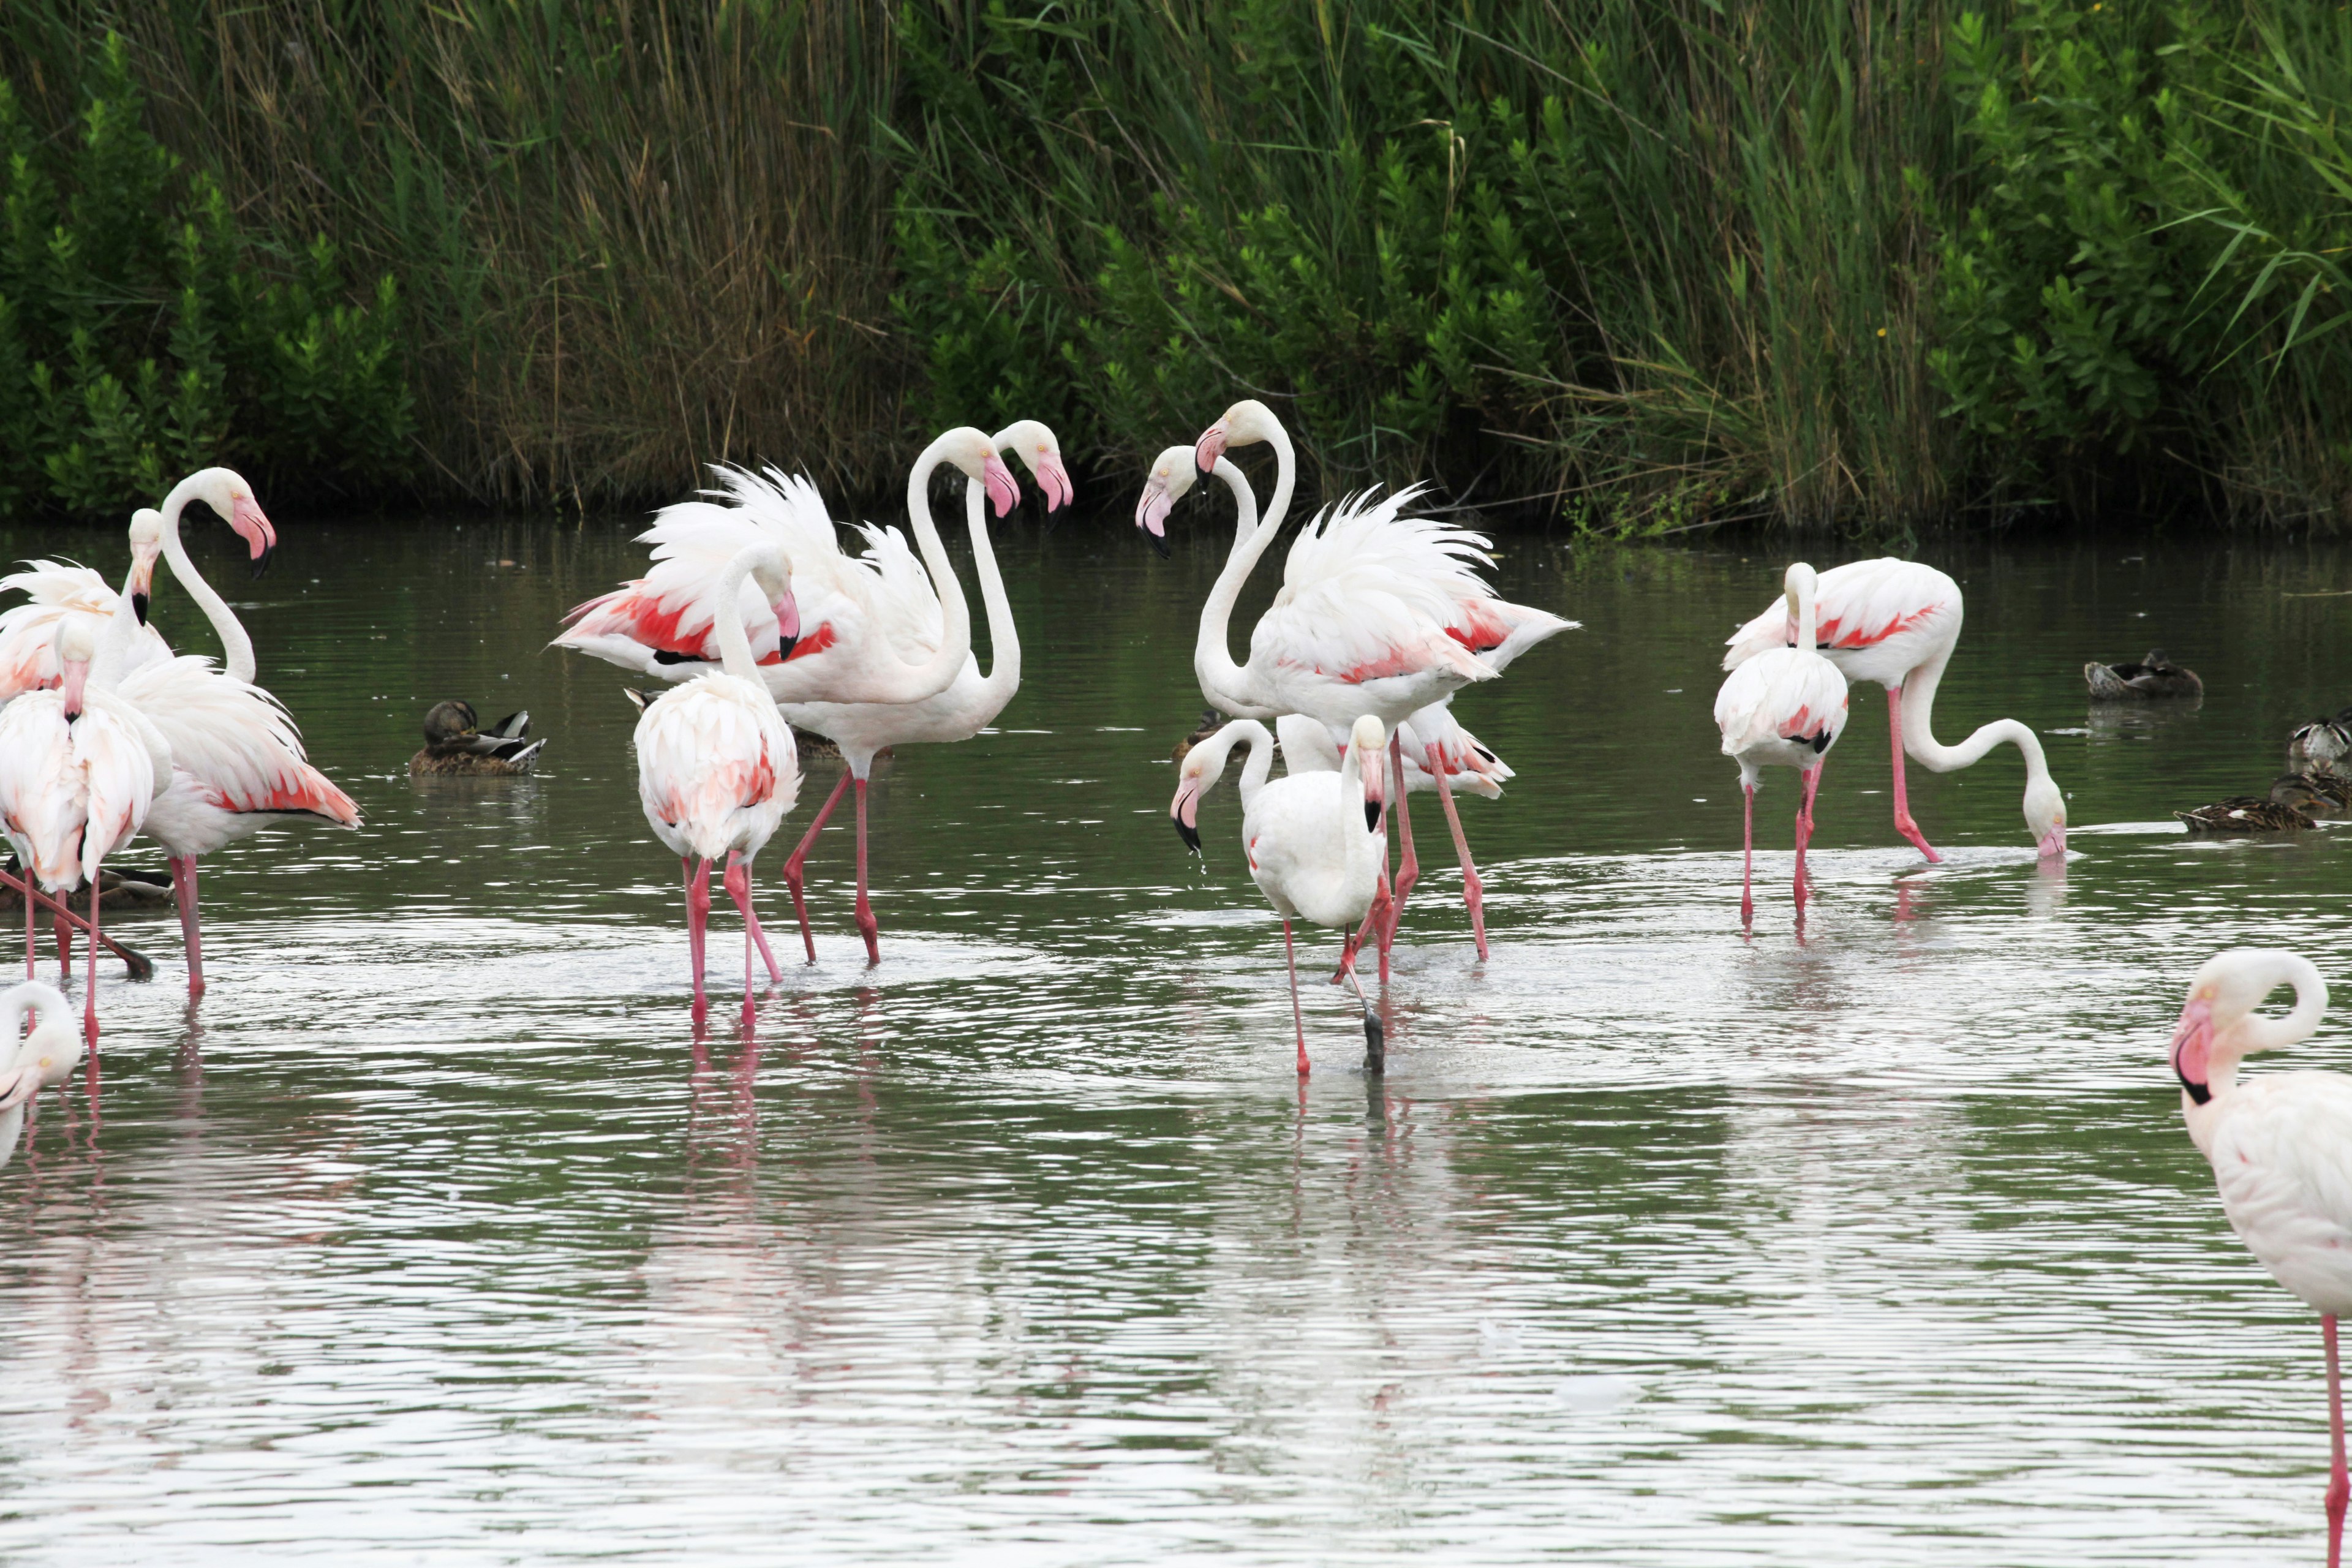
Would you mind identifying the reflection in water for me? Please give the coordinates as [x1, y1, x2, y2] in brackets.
[0, 522, 2342, 1561]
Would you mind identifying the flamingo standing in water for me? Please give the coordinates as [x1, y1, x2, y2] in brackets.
[1172, 715, 1389, 1077]
[0, 980, 82, 1167]
[774, 421, 1072, 964]
[1722, 557, 2065, 861]
[1714, 564, 1848, 928]
[633, 540, 803, 1017]
[2165, 949, 2349, 1564]
[91, 502, 361, 996]
[0, 617, 170, 1042]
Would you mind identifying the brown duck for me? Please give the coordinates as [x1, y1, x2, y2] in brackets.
[2085, 649, 2203, 700]
[2176, 795, 2315, 834]
[2286, 710, 2352, 775]
[409, 700, 546, 775]
[2272, 771, 2352, 820]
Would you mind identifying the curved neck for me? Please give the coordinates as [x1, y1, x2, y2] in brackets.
[711, 552, 778, 696]
[1793, 576, 1819, 650]
[903, 434, 974, 687]
[91, 559, 147, 686]
[1196, 719, 1275, 809]
[1194, 458, 1279, 717]
[1898, 645, 2050, 782]
[159, 481, 255, 684]
[2239, 956, 2331, 1057]
[963, 473, 1019, 712]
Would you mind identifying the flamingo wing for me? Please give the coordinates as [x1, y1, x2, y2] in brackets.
[119, 658, 361, 824]
[1715, 650, 1849, 754]
[1723, 557, 1960, 670]
[2211, 1074, 2352, 1313]
[0, 562, 169, 700]
[634, 677, 800, 858]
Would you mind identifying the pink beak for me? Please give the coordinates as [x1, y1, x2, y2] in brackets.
[1136, 483, 1174, 538]
[982, 454, 1021, 519]
[1038, 457, 1074, 513]
[1170, 777, 1204, 853]
[774, 588, 802, 647]
[1194, 423, 1228, 475]
[232, 494, 278, 574]
[2037, 824, 2068, 860]
[2171, 994, 2215, 1102]
[59, 658, 88, 721]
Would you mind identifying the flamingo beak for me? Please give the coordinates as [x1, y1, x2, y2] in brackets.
[2171, 995, 2215, 1105]
[1135, 481, 1174, 557]
[2037, 824, 2068, 860]
[59, 659, 88, 722]
[1194, 422, 1228, 477]
[1039, 456, 1074, 513]
[129, 551, 157, 626]
[1170, 778, 1204, 853]
[982, 454, 1021, 519]
[774, 589, 802, 660]
[231, 495, 277, 578]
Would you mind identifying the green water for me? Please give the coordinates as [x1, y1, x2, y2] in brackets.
[0, 507, 2346, 1564]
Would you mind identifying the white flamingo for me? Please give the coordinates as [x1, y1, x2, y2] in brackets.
[87, 505, 360, 997]
[0, 618, 171, 1042]
[1714, 564, 1849, 928]
[1722, 557, 2065, 862]
[0, 980, 82, 1164]
[1172, 715, 1390, 1077]
[2166, 949, 2347, 1565]
[633, 540, 803, 1017]
[554, 426, 1018, 709]
[772, 421, 1071, 964]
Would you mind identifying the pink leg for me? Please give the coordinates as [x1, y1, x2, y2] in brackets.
[171, 855, 206, 998]
[724, 850, 784, 987]
[22, 871, 32, 981]
[2329, 1315, 2348, 1568]
[1382, 733, 1417, 981]
[1425, 742, 1488, 959]
[83, 877, 100, 1051]
[54, 911, 71, 984]
[1887, 685, 1942, 864]
[1740, 782, 1756, 930]
[6, 869, 148, 982]
[685, 858, 712, 1017]
[782, 771, 849, 963]
[1332, 796, 1390, 985]
[1283, 919, 1308, 1079]
[852, 777, 880, 966]
[1794, 764, 1823, 916]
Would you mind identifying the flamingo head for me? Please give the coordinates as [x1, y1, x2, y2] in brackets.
[53, 618, 96, 721]
[0, 981, 79, 1109]
[995, 421, 1074, 513]
[1134, 445, 1200, 558]
[2026, 775, 2067, 861]
[1170, 734, 1233, 854]
[942, 427, 1020, 519]
[743, 542, 801, 654]
[2171, 949, 2331, 1105]
[181, 467, 276, 576]
[125, 508, 165, 625]
[1194, 398, 1275, 475]
[1349, 715, 1387, 829]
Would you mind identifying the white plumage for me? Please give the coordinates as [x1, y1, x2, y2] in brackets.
[1714, 562, 1847, 927]
[0, 559, 168, 701]
[0, 981, 83, 1166]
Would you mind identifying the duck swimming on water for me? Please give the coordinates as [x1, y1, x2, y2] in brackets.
[2085, 649, 2204, 700]
[2287, 711, 2351, 775]
[409, 700, 546, 775]
[2176, 795, 2315, 834]
[2272, 772, 2352, 820]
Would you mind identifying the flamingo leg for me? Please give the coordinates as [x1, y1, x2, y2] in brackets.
[1283, 919, 1308, 1079]
[1332, 797, 1389, 985]
[782, 771, 849, 963]
[1887, 685, 1942, 864]
[21, 871, 32, 981]
[685, 857, 713, 1017]
[724, 850, 784, 987]
[852, 777, 880, 967]
[170, 855, 206, 998]
[2329, 1314, 2348, 1568]
[54, 911, 71, 984]
[1424, 742, 1487, 959]
[83, 877, 100, 1050]
[3, 870, 147, 981]
[1382, 732, 1417, 980]
[1740, 782, 1756, 930]
[1794, 763, 1823, 916]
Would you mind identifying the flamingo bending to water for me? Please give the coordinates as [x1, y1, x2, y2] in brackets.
[1722, 557, 2064, 862]
[1714, 564, 1848, 928]
[1172, 715, 1389, 1077]
[0, 981, 81, 1167]
[0, 618, 170, 1042]
[2166, 949, 2349, 1565]
[634, 540, 803, 1017]
[774, 421, 1072, 964]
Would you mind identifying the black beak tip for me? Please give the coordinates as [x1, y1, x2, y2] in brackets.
[1146, 530, 1170, 560]
[131, 592, 149, 626]
[1174, 817, 1201, 854]
[1364, 801, 1382, 832]
[249, 544, 274, 580]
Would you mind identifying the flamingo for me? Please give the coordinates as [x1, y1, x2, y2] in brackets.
[0, 617, 171, 1042]
[0, 980, 82, 1168]
[553, 426, 1018, 709]
[1722, 557, 2065, 862]
[774, 421, 1072, 965]
[2166, 949, 2348, 1564]
[80, 506, 361, 997]
[633, 540, 803, 1018]
[1714, 564, 1848, 929]
[1170, 715, 1389, 1077]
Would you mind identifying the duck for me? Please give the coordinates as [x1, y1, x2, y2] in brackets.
[1171, 707, 1224, 766]
[0, 856, 173, 908]
[2287, 712, 2351, 775]
[2084, 649, 2203, 699]
[2272, 771, 2352, 820]
[2176, 795, 2315, 834]
[622, 688, 842, 758]
[408, 699, 546, 775]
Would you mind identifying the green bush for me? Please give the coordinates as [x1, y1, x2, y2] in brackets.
[0, 34, 411, 520]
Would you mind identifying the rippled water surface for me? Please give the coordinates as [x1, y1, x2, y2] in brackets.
[1, 506, 2348, 1564]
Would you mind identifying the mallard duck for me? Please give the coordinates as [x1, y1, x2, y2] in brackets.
[409, 699, 546, 775]
[1171, 707, 1224, 766]
[620, 688, 842, 758]
[2176, 795, 2315, 833]
[2287, 715, 2351, 775]
[2272, 771, 2352, 820]
[2085, 649, 2204, 699]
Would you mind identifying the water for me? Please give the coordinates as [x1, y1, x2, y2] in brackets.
[0, 507, 2347, 1564]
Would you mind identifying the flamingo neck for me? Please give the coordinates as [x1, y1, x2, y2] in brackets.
[903, 432, 974, 688]
[1338, 737, 1379, 872]
[710, 552, 777, 696]
[1793, 576, 1819, 650]
[1194, 720, 1275, 810]
[158, 479, 256, 684]
[91, 561, 148, 687]
[1194, 455, 1280, 718]
[962, 472, 1018, 718]
[1900, 646, 2052, 782]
